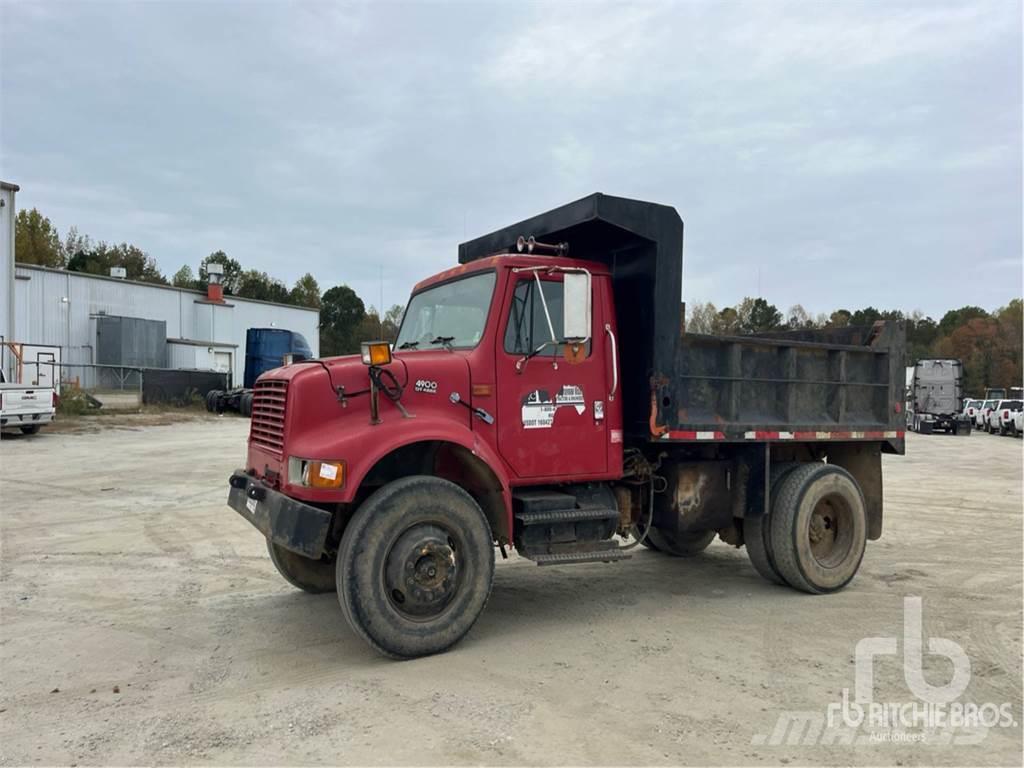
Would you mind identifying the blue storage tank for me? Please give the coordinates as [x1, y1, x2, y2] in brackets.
[243, 328, 313, 388]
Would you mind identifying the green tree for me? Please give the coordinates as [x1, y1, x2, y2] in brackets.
[172, 265, 197, 289]
[906, 312, 938, 363]
[290, 273, 322, 309]
[738, 297, 783, 333]
[67, 241, 167, 284]
[198, 251, 243, 294]
[849, 307, 882, 326]
[15, 208, 64, 267]
[236, 269, 289, 303]
[320, 285, 366, 355]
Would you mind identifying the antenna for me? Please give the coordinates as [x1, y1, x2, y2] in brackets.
[379, 265, 384, 338]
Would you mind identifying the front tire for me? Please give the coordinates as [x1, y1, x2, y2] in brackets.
[769, 463, 867, 594]
[267, 540, 336, 593]
[336, 476, 494, 659]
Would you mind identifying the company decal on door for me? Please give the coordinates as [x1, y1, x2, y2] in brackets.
[521, 385, 586, 429]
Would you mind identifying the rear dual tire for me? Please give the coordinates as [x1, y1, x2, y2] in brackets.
[743, 462, 801, 586]
[745, 462, 867, 594]
[645, 528, 716, 557]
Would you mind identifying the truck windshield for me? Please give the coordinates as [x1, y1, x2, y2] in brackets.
[395, 271, 496, 350]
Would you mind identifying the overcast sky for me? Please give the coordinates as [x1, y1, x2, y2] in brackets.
[2, 0, 1020, 318]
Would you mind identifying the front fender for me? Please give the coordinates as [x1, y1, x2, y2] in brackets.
[288, 414, 513, 529]
[348, 419, 511, 496]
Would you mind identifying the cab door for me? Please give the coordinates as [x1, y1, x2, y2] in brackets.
[495, 271, 610, 480]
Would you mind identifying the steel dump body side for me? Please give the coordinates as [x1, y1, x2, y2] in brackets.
[659, 325, 905, 452]
[459, 192, 906, 454]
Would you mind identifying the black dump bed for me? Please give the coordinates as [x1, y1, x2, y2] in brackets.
[459, 193, 905, 452]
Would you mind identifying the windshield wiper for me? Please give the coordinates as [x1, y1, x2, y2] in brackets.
[397, 341, 419, 350]
[430, 336, 455, 351]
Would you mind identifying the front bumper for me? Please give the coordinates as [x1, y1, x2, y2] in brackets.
[227, 470, 333, 559]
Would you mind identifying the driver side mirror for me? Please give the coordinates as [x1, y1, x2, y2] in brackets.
[562, 271, 592, 341]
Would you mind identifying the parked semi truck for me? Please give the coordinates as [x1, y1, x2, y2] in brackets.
[226, 194, 906, 658]
[206, 328, 312, 415]
[906, 359, 968, 434]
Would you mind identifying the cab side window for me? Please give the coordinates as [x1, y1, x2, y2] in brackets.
[503, 278, 590, 357]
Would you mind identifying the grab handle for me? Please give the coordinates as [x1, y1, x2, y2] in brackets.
[605, 323, 618, 402]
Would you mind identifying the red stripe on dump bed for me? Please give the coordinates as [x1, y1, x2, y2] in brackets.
[663, 430, 725, 440]
[662, 429, 907, 442]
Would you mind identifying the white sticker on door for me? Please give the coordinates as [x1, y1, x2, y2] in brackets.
[521, 385, 586, 429]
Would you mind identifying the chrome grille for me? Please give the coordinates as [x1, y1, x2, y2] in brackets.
[250, 379, 287, 454]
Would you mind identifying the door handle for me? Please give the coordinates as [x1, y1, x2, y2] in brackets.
[605, 323, 618, 402]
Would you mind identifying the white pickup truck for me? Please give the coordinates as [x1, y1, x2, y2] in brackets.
[0, 369, 56, 435]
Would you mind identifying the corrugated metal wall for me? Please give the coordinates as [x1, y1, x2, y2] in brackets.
[96, 316, 167, 367]
[12, 265, 320, 385]
[0, 184, 16, 379]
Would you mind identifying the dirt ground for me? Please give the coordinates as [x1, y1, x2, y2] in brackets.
[1, 420, 1021, 766]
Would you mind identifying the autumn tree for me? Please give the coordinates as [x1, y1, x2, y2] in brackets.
[172, 265, 197, 289]
[828, 309, 851, 328]
[382, 304, 405, 342]
[61, 226, 92, 264]
[685, 301, 718, 334]
[938, 306, 989, 337]
[290, 273, 322, 309]
[15, 208, 64, 267]
[786, 304, 814, 330]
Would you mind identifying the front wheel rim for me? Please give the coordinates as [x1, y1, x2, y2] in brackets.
[384, 523, 460, 620]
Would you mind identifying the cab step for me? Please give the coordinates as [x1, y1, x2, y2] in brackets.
[515, 506, 619, 526]
[529, 548, 632, 566]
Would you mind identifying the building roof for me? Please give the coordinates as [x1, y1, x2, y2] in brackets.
[14, 262, 319, 313]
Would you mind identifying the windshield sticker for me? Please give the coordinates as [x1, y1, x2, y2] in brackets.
[521, 385, 586, 429]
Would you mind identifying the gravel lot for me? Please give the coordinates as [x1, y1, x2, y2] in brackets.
[1, 418, 1021, 766]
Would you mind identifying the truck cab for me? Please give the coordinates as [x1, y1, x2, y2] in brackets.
[227, 193, 905, 659]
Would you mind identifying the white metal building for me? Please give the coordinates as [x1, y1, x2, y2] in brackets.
[9, 263, 319, 387]
[0, 181, 18, 365]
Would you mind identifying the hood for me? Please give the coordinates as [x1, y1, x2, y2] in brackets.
[320, 351, 472, 407]
[268, 351, 474, 447]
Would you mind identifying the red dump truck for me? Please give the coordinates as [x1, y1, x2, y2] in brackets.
[227, 194, 906, 658]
